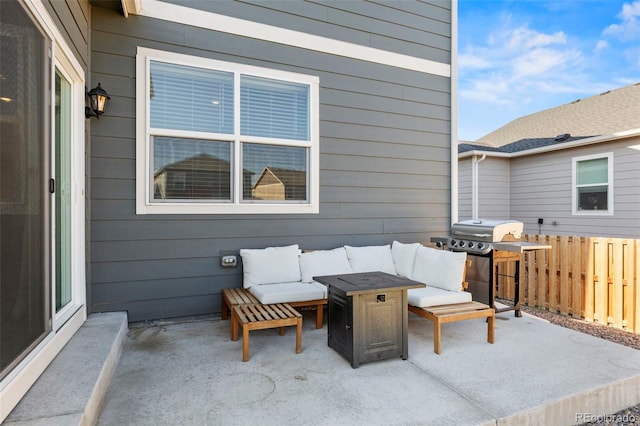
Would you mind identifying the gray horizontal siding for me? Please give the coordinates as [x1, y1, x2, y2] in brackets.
[510, 138, 640, 238]
[478, 158, 510, 219]
[457, 159, 472, 220]
[44, 0, 90, 69]
[89, 3, 453, 321]
[163, 0, 451, 63]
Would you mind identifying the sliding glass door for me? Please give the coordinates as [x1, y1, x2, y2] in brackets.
[0, 0, 50, 379]
[0, 0, 84, 382]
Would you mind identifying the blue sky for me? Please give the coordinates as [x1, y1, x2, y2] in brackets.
[457, 0, 640, 141]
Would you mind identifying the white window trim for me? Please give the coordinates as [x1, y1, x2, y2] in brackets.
[135, 47, 319, 214]
[571, 152, 614, 216]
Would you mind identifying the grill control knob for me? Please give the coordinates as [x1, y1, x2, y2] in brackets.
[477, 242, 484, 249]
[468, 242, 475, 248]
[450, 240, 457, 247]
[458, 241, 466, 248]
[436, 241, 443, 248]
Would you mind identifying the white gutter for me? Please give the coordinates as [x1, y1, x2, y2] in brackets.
[458, 128, 640, 159]
[450, 0, 459, 225]
[471, 154, 486, 220]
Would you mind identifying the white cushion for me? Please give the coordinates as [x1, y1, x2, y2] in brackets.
[411, 246, 467, 291]
[344, 245, 397, 275]
[299, 247, 353, 282]
[391, 241, 420, 278]
[407, 287, 472, 308]
[249, 282, 325, 304]
[240, 244, 301, 289]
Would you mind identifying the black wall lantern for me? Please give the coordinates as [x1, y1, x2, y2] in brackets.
[85, 83, 110, 119]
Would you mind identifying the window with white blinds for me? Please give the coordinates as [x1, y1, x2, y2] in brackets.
[572, 153, 613, 215]
[136, 48, 319, 214]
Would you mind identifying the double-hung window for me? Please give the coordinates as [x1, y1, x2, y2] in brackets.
[572, 153, 613, 215]
[136, 48, 319, 214]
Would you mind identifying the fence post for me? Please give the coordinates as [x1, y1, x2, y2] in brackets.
[549, 236, 559, 312]
[560, 236, 570, 315]
[633, 240, 640, 334]
[593, 238, 608, 324]
[572, 237, 584, 318]
[610, 240, 624, 329]
[583, 237, 594, 322]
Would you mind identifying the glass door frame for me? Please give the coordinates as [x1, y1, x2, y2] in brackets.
[50, 43, 85, 331]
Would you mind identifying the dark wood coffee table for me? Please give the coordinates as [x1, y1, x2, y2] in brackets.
[313, 272, 425, 368]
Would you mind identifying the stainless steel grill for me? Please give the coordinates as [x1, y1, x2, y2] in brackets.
[432, 219, 524, 254]
[431, 219, 551, 316]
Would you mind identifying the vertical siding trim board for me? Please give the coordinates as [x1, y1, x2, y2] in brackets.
[129, 0, 451, 78]
[450, 0, 458, 224]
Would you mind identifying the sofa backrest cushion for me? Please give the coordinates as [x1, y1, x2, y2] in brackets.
[344, 244, 397, 275]
[299, 247, 353, 282]
[411, 245, 467, 292]
[240, 244, 302, 288]
[391, 241, 421, 278]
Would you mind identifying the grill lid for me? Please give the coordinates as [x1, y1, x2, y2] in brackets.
[451, 219, 523, 242]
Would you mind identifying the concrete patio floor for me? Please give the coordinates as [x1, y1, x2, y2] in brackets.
[6, 307, 640, 426]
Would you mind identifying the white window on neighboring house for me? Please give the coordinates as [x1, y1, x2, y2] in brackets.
[136, 48, 319, 214]
[572, 153, 613, 215]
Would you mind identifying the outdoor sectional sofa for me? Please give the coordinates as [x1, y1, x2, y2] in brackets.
[238, 241, 472, 324]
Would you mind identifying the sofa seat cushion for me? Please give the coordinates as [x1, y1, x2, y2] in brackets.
[249, 282, 326, 305]
[344, 244, 397, 275]
[407, 287, 472, 308]
[240, 244, 301, 289]
[300, 247, 353, 282]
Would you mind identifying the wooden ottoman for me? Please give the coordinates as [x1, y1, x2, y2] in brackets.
[409, 301, 495, 354]
[231, 303, 302, 362]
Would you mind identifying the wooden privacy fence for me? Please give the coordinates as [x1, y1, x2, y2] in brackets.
[495, 234, 640, 334]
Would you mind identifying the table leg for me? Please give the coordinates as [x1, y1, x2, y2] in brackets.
[242, 325, 250, 362]
[316, 304, 324, 329]
[434, 318, 442, 354]
[221, 295, 229, 320]
[488, 314, 495, 344]
[231, 312, 239, 341]
[295, 318, 302, 354]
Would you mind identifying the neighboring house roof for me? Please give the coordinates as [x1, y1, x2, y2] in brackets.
[460, 82, 640, 154]
[253, 167, 306, 189]
[154, 153, 255, 177]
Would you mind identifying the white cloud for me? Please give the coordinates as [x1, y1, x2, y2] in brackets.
[459, 23, 585, 109]
[458, 53, 492, 70]
[505, 28, 567, 50]
[603, 0, 640, 40]
[594, 40, 609, 52]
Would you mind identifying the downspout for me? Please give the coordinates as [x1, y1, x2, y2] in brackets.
[450, 0, 459, 226]
[472, 154, 486, 219]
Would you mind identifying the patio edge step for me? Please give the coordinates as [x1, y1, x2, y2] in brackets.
[4, 312, 128, 426]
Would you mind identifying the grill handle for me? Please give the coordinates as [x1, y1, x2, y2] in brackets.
[453, 231, 491, 239]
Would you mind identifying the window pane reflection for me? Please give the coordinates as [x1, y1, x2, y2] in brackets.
[153, 137, 232, 201]
[242, 143, 307, 201]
